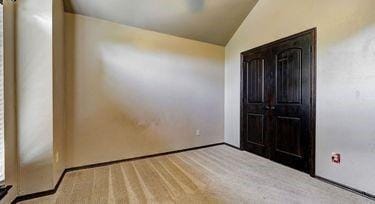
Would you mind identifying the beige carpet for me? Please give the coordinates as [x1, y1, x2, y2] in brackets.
[21, 145, 373, 204]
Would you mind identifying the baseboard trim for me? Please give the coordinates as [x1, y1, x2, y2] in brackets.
[315, 176, 375, 201]
[0, 185, 12, 201]
[12, 142, 224, 203]
[12, 170, 67, 204]
[66, 142, 225, 172]
[224, 143, 242, 150]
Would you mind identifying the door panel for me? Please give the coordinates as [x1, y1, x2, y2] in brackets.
[269, 33, 311, 173]
[246, 114, 264, 145]
[242, 52, 269, 157]
[275, 116, 302, 157]
[276, 48, 302, 104]
[241, 29, 315, 174]
[246, 59, 264, 103]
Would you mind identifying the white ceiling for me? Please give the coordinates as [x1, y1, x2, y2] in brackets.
[64, 0, 258, 46]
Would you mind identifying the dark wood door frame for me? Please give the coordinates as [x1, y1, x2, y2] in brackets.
[240, 28, 317, 176]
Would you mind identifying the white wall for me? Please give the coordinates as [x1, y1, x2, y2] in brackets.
[65, 13, 224, 167]
[16, 0, 54, 194]
[225, 0, 375, 195]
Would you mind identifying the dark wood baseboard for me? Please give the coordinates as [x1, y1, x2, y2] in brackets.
[224, 143, 242, 150]
[12, 170, 66, 204]
[315, 176, 375, 201]
[0, 185, 12, 201]
[66, 142, 225, 172]
[12, 142, 224, 203]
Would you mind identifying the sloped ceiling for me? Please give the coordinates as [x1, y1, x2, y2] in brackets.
[64, 0, 258, 46]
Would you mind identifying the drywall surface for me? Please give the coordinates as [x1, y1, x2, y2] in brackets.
[52, 0, 66, 186]
[225, 0, 375, 195]
[65, 13, 224, 167]
[1, 1, 18, 203]
[64, 0, 258, 45]
[16, 0, 54, 195]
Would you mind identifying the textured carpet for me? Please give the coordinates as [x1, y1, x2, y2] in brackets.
[21, 145, 373, 204]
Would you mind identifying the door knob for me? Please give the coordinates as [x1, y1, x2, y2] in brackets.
[264, 105, 275, 110]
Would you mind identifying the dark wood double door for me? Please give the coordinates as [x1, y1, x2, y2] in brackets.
[241, 29, 316, 174]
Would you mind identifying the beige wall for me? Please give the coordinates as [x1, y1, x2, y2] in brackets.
[7, 0, 374, 198]
[0, 0, 66, 197]
[225, 0, 375, 195]
[65, 13, 224, 167]
[16, 0, 54, 194]
[15, 0, 66, 195]
[52, 0, 66, 185]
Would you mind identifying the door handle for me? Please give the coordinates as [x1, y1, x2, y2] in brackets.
[264, 105, 276, 110]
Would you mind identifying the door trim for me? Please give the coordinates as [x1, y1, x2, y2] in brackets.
[240, 28, 317, 176]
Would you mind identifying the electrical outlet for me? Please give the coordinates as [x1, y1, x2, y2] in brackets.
[331, 152, 340, 164]
[55, 152, 59, 163]
[195, 129, 200, 136]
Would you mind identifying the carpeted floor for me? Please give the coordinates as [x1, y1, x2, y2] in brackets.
[21, 145, 373, 203]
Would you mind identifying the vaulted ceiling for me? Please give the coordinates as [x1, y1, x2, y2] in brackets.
[64, 0, 258, 46]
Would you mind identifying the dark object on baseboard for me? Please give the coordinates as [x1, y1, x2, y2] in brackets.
[0, 185, 12, 201]
[316, 176, 375, 201]
[12, 142, 225, 203]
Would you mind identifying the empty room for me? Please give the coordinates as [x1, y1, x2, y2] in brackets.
[0, 0, 374, 203]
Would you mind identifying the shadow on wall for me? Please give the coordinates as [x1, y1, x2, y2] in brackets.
[65, 14, 225, 167]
